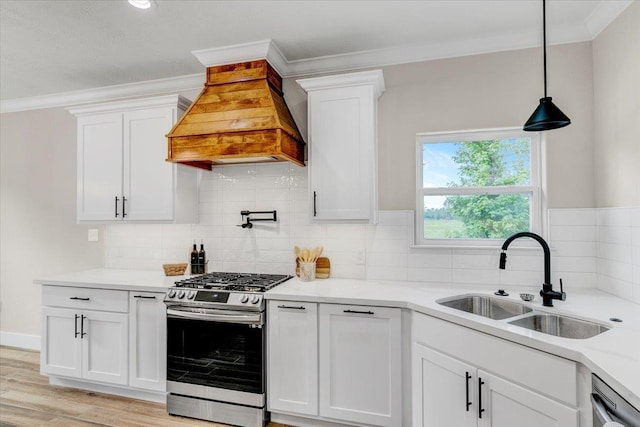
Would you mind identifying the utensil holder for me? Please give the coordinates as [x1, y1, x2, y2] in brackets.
[299, 262, 316, 282]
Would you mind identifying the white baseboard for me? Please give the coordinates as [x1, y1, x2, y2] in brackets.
[0, 331, 41, 350]
[49, 376, 166, 403]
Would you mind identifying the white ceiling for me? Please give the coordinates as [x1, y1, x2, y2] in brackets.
[0, 0, 632, 106]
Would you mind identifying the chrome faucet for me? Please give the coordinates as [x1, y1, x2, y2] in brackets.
[499, 232, 566, 307]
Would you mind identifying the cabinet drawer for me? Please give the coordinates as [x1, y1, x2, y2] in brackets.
[42, 285, 128, 313]
[412, 312, 577, 406]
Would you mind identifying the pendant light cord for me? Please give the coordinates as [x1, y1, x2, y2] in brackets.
[543, 0, 547, 97]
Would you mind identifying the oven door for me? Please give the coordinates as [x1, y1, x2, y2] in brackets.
[166, 306, 265, 407]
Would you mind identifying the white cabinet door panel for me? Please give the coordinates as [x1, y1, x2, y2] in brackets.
[478, 371, 578, 427]
[82, 311, 128, 385]
[412, 343, 476, 427]
[319, 304, 401, 427]
[123, 108, 175, 221]
[41, 307, 82, 378]
[309, 86, 373, 220]
[76, 113, 123, 221]
[267, 301, 318, 415]
[129, 292, 166, 391]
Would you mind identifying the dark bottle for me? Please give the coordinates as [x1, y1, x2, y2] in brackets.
[190, 241, 199, 275]
[198, 240, 206, 274]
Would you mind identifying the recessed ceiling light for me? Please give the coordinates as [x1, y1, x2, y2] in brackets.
[128, 0, 155, 9]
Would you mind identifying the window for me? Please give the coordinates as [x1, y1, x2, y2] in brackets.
[416, 128, 541, 246]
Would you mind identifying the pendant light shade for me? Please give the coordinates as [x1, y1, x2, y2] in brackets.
[523, 0, 570, 132]
[524, 97, 571, 131]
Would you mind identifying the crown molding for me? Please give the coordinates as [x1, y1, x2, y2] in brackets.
[1, 73, 203, 114]
[297, 70, 385, 98]
[192, 39, 289, 76]
[67, 94, 191, 116]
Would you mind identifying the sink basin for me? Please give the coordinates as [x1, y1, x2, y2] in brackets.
[438, 295, 533, 320]
[509, 313, 610, 339]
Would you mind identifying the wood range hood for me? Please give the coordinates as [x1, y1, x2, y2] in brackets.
[166, 60, 305, 170]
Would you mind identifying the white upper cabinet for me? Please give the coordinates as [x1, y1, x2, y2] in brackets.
[69, 95, 198, 223]
[297, 70, 385, 223]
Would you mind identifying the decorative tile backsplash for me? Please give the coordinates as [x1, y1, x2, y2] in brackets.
[103, 163, 640, 303]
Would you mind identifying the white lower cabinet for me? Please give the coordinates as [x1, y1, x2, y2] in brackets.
[319, 304, 402, 426]
[128, 292, 166, 392]
[268, 301, 318, 415]
[41, 285, 166, 398]
[268, 301, 402, 427]
[412, 313, 578, 427]
[41, 307, 128, 386]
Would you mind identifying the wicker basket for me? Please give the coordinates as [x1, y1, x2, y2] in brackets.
[163, 263, 188, 276]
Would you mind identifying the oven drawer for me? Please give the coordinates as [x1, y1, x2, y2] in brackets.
[42, 285, 128, 313]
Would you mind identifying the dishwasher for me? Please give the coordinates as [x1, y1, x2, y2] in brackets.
[592, 374, 640, 427]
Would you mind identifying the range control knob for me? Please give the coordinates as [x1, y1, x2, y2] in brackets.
[167, 290, 176, 299]
[240, 294, 249, 303]
[177, 290, 185, 299]
[187, 291, 196, 300]
[251, 295, 260, 304]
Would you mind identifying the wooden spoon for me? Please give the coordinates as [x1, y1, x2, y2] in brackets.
[294, 246, 301, 261]
[302, 248, 310, 263]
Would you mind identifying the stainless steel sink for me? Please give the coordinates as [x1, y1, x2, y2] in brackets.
[509, 313, 610, 339]
[438, 294, 533, 320]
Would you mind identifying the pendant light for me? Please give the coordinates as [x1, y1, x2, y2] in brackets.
[523, 0, 571, 132]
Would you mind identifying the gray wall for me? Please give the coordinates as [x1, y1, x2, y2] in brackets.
[593, 1, 640, 208]
[285, 42, 596, 210]
[0, 108, 104, 335]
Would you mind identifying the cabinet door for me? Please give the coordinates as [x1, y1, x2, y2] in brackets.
[123, 107, 175, 221]
[412, 343, 476, 427]
[478, 370, 578, 427]
[41, 307, 82, 378]
[267, 301, 318, 415]
[77, 113, 123, 221]
[308, 85, 375, 221]
[81, 311, 128, 385]
[319, 304, 402, 427]
[129, 292, 166, 391]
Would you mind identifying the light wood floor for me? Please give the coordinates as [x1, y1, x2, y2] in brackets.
[0, 346, 288, 427]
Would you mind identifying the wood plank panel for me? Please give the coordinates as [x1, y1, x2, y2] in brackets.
[179, 107, 276, 124]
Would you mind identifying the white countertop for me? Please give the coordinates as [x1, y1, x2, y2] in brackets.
[266, 277, 640, 410]
[34, 268, 183, 292]
[34, 268, 640, 410]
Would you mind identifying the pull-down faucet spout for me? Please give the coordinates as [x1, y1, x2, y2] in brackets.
[499, 232, 565, 307]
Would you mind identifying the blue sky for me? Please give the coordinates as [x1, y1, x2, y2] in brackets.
[422, 142, 457, 209]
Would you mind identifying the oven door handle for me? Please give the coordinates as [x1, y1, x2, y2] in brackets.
[591, 394, 615, 424]
[167, 308, 263, 325]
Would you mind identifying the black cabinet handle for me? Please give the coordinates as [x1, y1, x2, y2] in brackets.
[70, 297, 90, 301]
[478, 377, 485, 419]
[74, 314, 79, 338]
[80, 315, 87, 339]
[466, 371, 472, 411]
[343, 309, 374, 315]
[122, 196, 127, 218]
[133, 295, 156, 299]
[313, 191, 317, 217]
[115, 196, 119, 218]
[277, 305, 306, 310]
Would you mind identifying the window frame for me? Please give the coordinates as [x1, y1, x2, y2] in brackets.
[415, 127, 542, 247]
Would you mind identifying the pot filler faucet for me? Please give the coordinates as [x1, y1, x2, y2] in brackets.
[499, 232, 566, 307]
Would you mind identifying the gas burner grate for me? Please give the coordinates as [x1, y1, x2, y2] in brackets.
[174, 272, 291, 292]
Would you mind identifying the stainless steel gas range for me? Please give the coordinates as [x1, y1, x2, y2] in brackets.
[164, 272, 292, 427]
